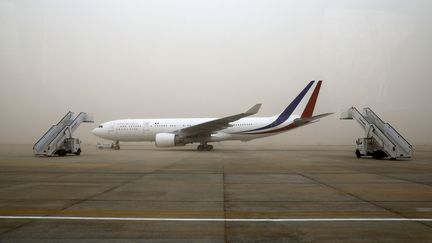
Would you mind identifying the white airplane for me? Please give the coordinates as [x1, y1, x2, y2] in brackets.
[92, 80, 332, 151]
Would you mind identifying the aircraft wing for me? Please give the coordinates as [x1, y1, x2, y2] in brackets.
[293, 112, 334, 126]
[176, 104, 262, 137]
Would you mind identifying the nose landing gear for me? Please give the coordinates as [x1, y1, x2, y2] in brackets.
[111, 141, 120, 150]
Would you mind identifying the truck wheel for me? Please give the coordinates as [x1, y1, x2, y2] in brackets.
[74, 148, 81, 155]
[372, 151, 385, 160]
[355, 150, 361, 158]
[58, 150, 67, 157]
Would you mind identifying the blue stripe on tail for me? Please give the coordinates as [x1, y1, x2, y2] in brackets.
[245, 80, 315, 132]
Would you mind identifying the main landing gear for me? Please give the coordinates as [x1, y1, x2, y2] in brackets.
[197, 143, 213, 151]
[111, 141, 120, 150]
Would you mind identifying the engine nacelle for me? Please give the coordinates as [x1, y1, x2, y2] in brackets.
[155, 133, 184, 147]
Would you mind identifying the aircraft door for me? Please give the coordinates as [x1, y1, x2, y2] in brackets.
[143, 122, 149, 132]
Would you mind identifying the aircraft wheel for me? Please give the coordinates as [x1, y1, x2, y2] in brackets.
[112, 143, 120, 150]
[197, 145, 204, 151]
[206, 145, 213, 151]
[112, 141, 120, 150]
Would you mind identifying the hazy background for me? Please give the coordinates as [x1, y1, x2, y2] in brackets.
[1, 0, 431, 146]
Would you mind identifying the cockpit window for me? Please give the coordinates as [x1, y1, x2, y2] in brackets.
[98, 125, 103, 128]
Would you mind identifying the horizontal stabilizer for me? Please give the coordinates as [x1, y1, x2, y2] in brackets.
[293, 112, 333, 126]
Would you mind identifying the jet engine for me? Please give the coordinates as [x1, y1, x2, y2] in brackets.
[155, 133, 184, 147]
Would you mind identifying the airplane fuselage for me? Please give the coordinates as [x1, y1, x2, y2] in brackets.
[93, 116, 299, 142]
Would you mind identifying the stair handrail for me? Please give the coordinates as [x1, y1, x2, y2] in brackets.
[33, 112, 73, 151]
[364, 108, 412, 149]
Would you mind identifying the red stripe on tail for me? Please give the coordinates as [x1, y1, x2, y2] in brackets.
[301, 80, 322, 118]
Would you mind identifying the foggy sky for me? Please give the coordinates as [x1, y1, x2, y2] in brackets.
[1, 0, 431, 145]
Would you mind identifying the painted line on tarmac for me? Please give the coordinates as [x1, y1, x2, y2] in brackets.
[1, 216, 432, 222]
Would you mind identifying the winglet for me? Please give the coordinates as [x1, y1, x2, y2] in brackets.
[245, 104, 262, 115]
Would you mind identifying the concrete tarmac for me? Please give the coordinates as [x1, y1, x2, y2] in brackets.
[0, 144, 432, 242]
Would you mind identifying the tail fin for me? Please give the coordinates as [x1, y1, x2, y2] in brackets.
[243, 80, 324, 133]
[301, 80, 322, 118]
[271, 80, 315, 126]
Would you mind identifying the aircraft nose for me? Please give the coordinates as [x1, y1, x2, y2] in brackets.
[92, 128, 101, 137]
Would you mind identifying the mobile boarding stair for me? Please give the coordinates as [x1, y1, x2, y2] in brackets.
[340, 107, 412, 160]
[33, 112, 94, 156]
